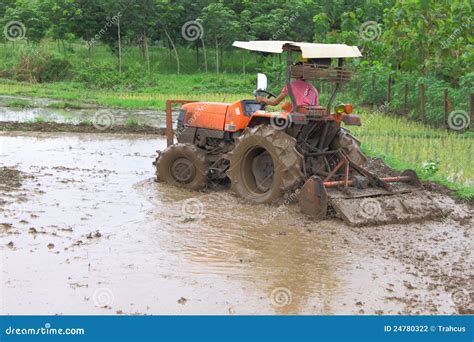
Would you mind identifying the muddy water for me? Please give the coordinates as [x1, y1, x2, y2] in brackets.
[0, 106, 167, 127]
[0, 131, 472, 315]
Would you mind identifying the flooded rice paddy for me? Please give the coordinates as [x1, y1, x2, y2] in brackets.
[0, 131, 472, 315]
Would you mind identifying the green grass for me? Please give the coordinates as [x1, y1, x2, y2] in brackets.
[5, 99, 31, 108]
[125, 117, 142, 127]
[0, 78, 250, 110]
[47, 101, 89, 109]
[29, 117, 47, 123]
[351, 110, 473, 200]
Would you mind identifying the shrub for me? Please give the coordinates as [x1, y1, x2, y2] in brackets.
[10, 48, 71, 82]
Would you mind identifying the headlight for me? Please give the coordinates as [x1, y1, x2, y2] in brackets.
[335, 103, 346, 114]
[335, 103, 353, 114]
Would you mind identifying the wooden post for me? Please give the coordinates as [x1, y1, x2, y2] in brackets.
[470, 93, 473, 130]
[371, 73, 375, 103]
[387, 75, 392, 104]
[444, 89, 448, 129]
[356, 77, 360, 98]
[165, 100, 173, 147]
[404, 82, 408, 115]
[419, 83, 425, 122]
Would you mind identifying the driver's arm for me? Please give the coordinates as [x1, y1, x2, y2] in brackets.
[256, 92, 286, 107]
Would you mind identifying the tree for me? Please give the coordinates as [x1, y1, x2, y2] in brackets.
[2, 0, 50, 44]
[200, 2, 240, 73]
[46, 0, 81, 52]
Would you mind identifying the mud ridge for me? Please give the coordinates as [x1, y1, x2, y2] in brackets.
[0, 121, 165, 135]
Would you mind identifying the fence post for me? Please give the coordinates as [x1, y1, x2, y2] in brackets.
[404, 82, 408, 115]
[470, 93, 473, 130]
[371, 73, 375, 100]
[387, 76, 392, 103]
[444, 89, 448, 129]
[419, 83, 426, 122]
[356, 78, 360, 99]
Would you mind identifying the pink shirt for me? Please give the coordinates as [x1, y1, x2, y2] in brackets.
[282, 79, 318, 106]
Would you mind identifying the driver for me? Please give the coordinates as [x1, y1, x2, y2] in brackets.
[256, 76, 318, 111]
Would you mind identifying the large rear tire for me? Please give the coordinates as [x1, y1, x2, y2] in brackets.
[331, 128, 367, 166]
[227, 125, 304, 204]
[155, 143, 208, 191]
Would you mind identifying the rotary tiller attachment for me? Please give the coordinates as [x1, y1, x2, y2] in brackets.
[298, 169, 446, 226]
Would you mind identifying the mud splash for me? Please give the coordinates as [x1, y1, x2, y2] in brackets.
[0, 131, 472, 315]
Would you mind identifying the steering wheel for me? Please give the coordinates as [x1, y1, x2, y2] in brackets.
[254, 89, 277, 99]
[253, 89, 277, 109]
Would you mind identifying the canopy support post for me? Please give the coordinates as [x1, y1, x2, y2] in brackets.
[286, 47, 297, 112]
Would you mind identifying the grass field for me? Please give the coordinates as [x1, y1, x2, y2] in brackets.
[0, 77, 250, 109]
[351, 111, 473, 200]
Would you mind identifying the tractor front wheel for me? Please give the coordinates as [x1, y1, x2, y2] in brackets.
[155, 143, 209, 191]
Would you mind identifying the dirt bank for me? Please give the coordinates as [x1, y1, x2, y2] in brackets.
[0, 121, 165, 134]
[0, 131, 472, 315]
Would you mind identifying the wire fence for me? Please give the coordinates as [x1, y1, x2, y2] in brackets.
[335, 71, 473, 132]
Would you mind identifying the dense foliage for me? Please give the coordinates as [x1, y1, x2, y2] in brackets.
[0, 0, 473, 125]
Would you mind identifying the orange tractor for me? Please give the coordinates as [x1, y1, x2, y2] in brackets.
[154, 41, 442, 226]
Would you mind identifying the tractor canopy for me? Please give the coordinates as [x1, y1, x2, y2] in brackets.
[233, 41, 362, 115]
[232, 41, 362, 58]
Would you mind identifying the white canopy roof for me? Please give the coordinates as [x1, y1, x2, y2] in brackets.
[232, 41, 362, 58]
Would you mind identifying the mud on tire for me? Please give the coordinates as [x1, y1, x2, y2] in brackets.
[331, 128, 367, 166]
[155, 143, 209, 191]
[227, 125, 304, 204]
